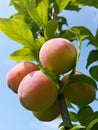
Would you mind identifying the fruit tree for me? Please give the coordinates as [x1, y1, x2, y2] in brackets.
[0, 0, 98, 130]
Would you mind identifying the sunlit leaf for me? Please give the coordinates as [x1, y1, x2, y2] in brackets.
[44, 20, 58, 39]
[91, 122, 98, 130]
[54, 0, 71, 13]
[11, 13, 40, 39]
[78, 106, 94, 126]
[0, 18, 34, 48]
[62, 26, 93, 41]
[35, 37, 46, 50]
[89, 65, 98, 81]
[24, 0, 49, 28]
[69, 111, 78, 122]
[11, 13, 27, 22]
[70, 125, 86, 130]
[86, 50, 98, 68]
[10, 0, 28, 15]
[40, 66, 60, 90]
[62, 30, 76, 41]
[69, 26, 93, 40]
[59, 121, 72, 129]
[23, 0, 43, 27]
[36, 0, 49, 26]
[60, 127, 65, 130]
[86, 119, 98, 130]
[10, 47, 36, 61]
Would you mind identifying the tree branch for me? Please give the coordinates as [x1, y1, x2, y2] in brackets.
[58, 94, 72, 130]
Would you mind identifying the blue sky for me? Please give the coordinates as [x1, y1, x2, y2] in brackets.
[0, 1, 98, 130]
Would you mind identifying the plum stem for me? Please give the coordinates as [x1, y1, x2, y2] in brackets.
[58, 94, 72, 130]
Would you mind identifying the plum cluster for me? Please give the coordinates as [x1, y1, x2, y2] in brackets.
[6, 61, 60, 121]
[6, 38, 96, 122]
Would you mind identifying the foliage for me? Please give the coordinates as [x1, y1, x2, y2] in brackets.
[0, 0, 98, 129]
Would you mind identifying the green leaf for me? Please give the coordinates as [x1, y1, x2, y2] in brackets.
[62, 26, 93, 41]
[36, 0, 49, 26]
[62, 30, 76, 41]
[58, 16, 68, 27]
[89, 29, 98, 48]
[35, 37, 46, 50]
[92, 111, 98, 120]
[54, 0, 71, 13]
[23, 0, 42, 27]
[68, 74, 97, 90]
[70, 125, 86, 130]
[30, 21, 40, 39]
[69, 26, 93, 40]
[78, 106, 94, 126]
[24, 0, 49, 28]
[59, 121, 72, 129]
[91, 122, 98, 130]
[65, 3, 80, 11]
[44, 20, 58, 39]
[86, 119, 98, 130]
[11, 13, 27, 23]
[86, 50, 98, 68]
[69, 111, 78, 122]
[40, 66, 60, 90]
[60, 127, 65, 130]
[89, 65, 98, 81]
[89, 111, 98, 123]
[73, 0, 98, 8]
[10, 47, 35, 62]
[11, 13, 40, 39]
[66, 100, 76, 110]
[9, 0, 13, 5]
[0, 18, 34, 48]
[10, 0, 28, 15]
[66, 0, 98, 11]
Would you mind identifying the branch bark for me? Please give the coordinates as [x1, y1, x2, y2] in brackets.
[58, 94, 72, 130]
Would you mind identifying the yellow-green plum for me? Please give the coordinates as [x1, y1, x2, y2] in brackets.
[39, 38, 77, 74]
[61, 72, 96, 106]
[18, 70, 59, 111]
[32, 99, 60, 122]
[6, 62, 38, 93]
